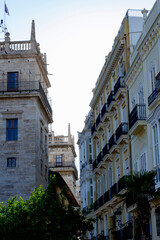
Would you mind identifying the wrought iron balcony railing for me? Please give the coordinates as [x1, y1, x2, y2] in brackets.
[96, 113, 101, 128]
[101, 103, 108, 118]
[109, 133, 116, 150]
[107, 91, 115, 108]
[91, 123, 96, 136]
[148, 72, 160, 106]
[129, 104, 146, 130]
[102, 143, 109, 158]
[114, 76, 125, 96]
[0, 81, 52, 116]
[94, 179, 125, 211]
[116, 123, 128, 141]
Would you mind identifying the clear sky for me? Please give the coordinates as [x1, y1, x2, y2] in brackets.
[2, 0, 155, 168]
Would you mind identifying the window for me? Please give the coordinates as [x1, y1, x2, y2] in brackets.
[108, 166, 112, 188]
[7, 158, 16, 167]
[138, 86, 144, 104]
[97, 176, 101, 198]
[125, 158, 129, 175]
[102, 172, 106, 194]
[7, 72, 19, 91]
[150, 65, 156, 92]
[117, 166, 120, 181]
[6, 119, 18, 141]
[134, 158, 139, 173]
[89, 138, 92, 163]
[140, 152, 146, 173]
[153, 124, 159, 166]
[56, 155, 62, 166]
[90, 178, 94, 205]
[122, 105, 127, 122]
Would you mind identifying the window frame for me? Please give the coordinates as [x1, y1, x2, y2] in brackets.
[7, 158, 16, 168]
[56, 155, 63, 167]
[6, 119, 18, 141]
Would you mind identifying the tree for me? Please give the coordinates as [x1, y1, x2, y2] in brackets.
[118, 171, 160, 240]
[0, 176, 94, 240]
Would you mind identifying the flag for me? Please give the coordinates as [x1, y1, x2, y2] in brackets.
[5, 3, 9, 16]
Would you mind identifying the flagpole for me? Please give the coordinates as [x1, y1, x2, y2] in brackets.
[4, 0, 6, 38]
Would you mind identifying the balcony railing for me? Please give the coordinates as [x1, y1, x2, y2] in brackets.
[116, 123, 128, 141]
[93, 152, 103, 170]
[107, 91, 115, 108]
[101, 103, 108, 118]
[109, 134, 116, 150]
[0, 81, 52, 116]
[148, 72, 160, 106]
[102, 143, 109, 158]
[129, 104, 146, 130]
[94, 179, 125, 211]
[49, 161, 78, 177]
[112, 221, 133, 240]
[114, 76, 125, 96]
[91, 123, 96, 136]
[96, 113, 101, 128]
[148, 88, 160, 106]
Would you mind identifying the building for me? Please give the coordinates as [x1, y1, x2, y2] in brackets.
[49, 124, 79, 202]
[89, 9, 145, 240]
[0, 21, 52, 202]
[79, 1, 160, 239]
[77, 110, 96, 238]
[126, 1, 160, 239]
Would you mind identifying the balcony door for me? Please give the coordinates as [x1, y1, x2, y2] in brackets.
[7, 72, 19, 91]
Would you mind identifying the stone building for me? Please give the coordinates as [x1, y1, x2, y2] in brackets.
[49, 124, 79, 202]
[0, 20, 52, 202]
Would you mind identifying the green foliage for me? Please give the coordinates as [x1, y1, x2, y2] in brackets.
[117, 171, 160, 240]
[0, 176, 94, 240]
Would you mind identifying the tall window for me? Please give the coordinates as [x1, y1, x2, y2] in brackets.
[90, 178, 94, 205]
[150, 65, 156, 92]
[125, 158, 129, 175]
[140, 152, 146, 173]
[6, 119, 18, 141]
[97, 176, 101, 198]
[89, 138, 92, 163]
[7, 158, 16, 168]
[134, 158, 139, 173]
[56, 155, 62, 166]
[102, 172, 106, 194]
[108, 167, 112, 188]
[153, 124, 159, 166]
[138, 86, 144, 104]
[7, 72, 19, 91]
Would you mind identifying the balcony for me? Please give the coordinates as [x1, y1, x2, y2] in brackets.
[49, 161, 78, 179]
[109, 134, 116, 150]
[114, 76, 125, 98]
[102, 143, 109, 159]
[116, 123, 128, 143]
[93, 152, 103, 171]
[91, 123, 96, 136]
[101, 103, 108, 119]
[129, 104, 146, 135]
[0, 81, 52, 119]
[93, 179, 125, 211]
[96, 113, 101, 129]
[112, 221, 133, 240]
[148, 73, 160, 106]
[107, 91, 115, 108]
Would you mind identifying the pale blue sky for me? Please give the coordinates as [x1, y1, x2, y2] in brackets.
[2, 0, 155, 166]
